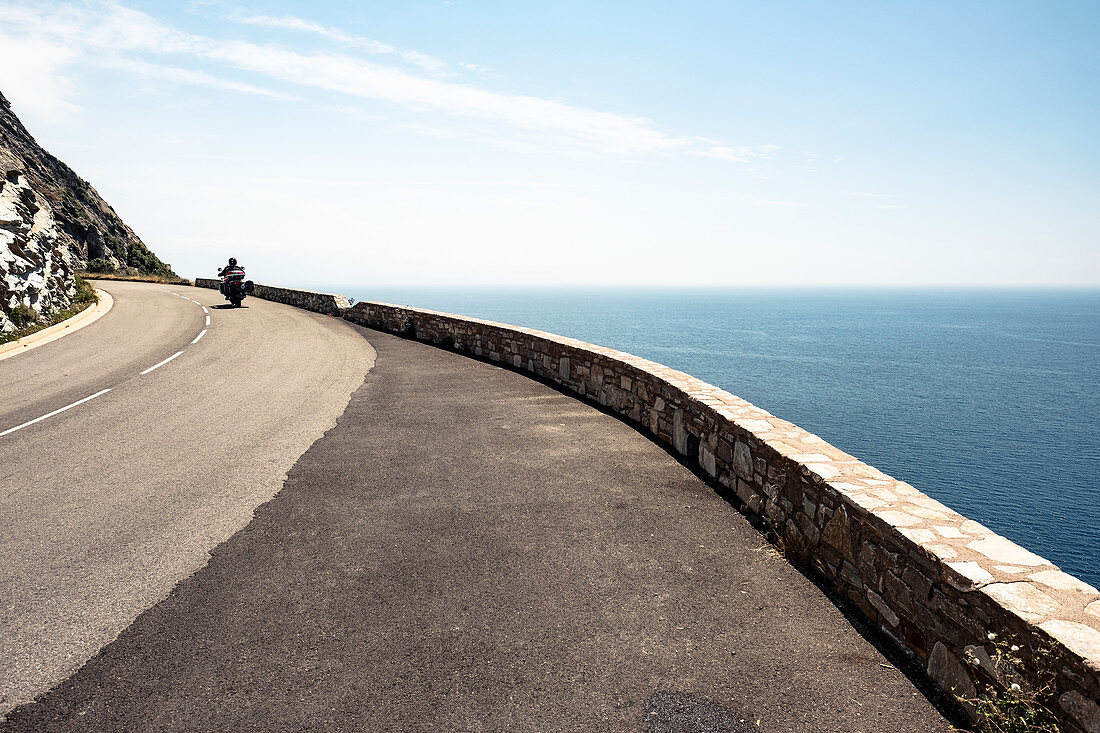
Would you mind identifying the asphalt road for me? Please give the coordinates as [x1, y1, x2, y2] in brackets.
[0, 280, 375, 718]
[2, 322, 955, 732]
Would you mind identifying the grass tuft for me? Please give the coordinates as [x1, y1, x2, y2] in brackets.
[958, 637, 1061, 733]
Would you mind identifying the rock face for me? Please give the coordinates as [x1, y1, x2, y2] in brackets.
[0, 171, 73, 333]
[0, 89, 175, 330]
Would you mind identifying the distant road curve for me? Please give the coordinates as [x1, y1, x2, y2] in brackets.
[0, 280, 375, 716]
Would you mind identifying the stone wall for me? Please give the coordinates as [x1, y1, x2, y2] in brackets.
[342, 299, 1100, 733]
[194, 278, 349, 316]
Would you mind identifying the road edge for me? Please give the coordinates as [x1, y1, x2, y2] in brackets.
[0, 289, 114, 362]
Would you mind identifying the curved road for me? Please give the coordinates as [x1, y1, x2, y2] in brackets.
[0, 280, 375, 716]
[1, 282, 955, 732]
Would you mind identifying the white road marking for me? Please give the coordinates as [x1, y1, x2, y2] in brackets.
[5, 288, 213, 438]
[0, 389, 112, 437]
[139, 350, 184, 375]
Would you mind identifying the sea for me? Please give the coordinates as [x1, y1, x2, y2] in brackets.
[335, 286, 1099, 588]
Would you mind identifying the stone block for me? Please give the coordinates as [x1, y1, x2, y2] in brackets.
[698, 441, 716, 478]
[868, 589, 900, 627]
[1029, 570, 1099, 596]
[839, 561, 863, 590]
[982, 583, 1061, 624]
[1039, 620, 1100, 665]
[1061, 691, 1100, 733]
[962, 644, 998, 682]
[733, 441, 753, 480]
[944, 562, 994, 591]
[822, 506, 854, 562]
[673, 409, 688, 455]
[967, 536, 1050, 567]
[903, 566, 933, 601]
[882, 571, 915, 615]
[927, 641, 978, 704]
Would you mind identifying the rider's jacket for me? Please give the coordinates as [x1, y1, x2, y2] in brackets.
[219, 265, 246, 281]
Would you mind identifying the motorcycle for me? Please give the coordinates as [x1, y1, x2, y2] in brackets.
[218, 268, 254, 307]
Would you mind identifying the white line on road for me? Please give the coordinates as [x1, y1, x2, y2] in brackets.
[0, 389, 112, 437]
[139, 351, 184, 375]
[4, 289, 213, 439]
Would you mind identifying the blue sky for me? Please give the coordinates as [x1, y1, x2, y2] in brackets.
[0, 1, 1096, 286]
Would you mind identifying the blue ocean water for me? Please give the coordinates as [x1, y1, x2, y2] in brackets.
[339, 286, 1100, 588]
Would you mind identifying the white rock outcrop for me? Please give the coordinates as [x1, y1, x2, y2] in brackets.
[1, 170, 74, 333]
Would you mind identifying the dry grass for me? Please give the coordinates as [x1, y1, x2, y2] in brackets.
[80, 271, 192, 285]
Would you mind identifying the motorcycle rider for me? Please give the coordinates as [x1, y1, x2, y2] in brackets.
[218, 257, 245, 295]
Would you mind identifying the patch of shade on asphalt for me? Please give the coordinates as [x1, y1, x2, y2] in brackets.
[644, 692, 760, 733]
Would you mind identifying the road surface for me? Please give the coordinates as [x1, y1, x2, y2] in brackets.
[1, 282, 956, 731]
[0, 280, 374, 717]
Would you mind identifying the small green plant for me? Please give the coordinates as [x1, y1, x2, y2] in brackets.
[959, 634, 1060, 733]
[8, 303, 38, 328]
[73, 276, 98, 304]
[85, 257, 116, 274]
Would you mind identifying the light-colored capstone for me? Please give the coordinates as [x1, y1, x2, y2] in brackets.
[1039, 620, 1100, 664]
[982, 583, 1061, 623]
[967, 536, 1050, 567]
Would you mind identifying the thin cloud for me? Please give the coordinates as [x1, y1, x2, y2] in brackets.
[94, 57, 300, 101]
[1, 2, 779, 163]
[230, 13, 451, 75]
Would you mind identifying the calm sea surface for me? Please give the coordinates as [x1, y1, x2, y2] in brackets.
[335, 286, 1099, 587]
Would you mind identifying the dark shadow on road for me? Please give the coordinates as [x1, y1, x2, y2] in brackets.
[374, 327, 975, 731]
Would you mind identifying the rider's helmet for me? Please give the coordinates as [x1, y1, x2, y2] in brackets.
[228, 257, 237, 266]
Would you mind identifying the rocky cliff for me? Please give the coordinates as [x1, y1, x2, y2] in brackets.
[1, 90, 175, 332]
[0, 170, 73, 333]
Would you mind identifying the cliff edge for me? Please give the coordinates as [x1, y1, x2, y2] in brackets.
[1, 90, 175, 332]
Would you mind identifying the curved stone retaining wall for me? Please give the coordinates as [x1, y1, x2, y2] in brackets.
[194, 278, 349, 315]
[342, 299, 1100, 732]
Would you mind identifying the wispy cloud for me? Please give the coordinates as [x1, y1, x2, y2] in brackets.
[229, 13, 451, 74]
[0, 2, 778, 163]
[94, 57, 300, 101]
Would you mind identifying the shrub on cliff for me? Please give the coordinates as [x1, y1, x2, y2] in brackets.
[85, 257, 116, 274]
[8, 304, 37, 328]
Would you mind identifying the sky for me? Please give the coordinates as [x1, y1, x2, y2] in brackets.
[0, 0, 1097, 287]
